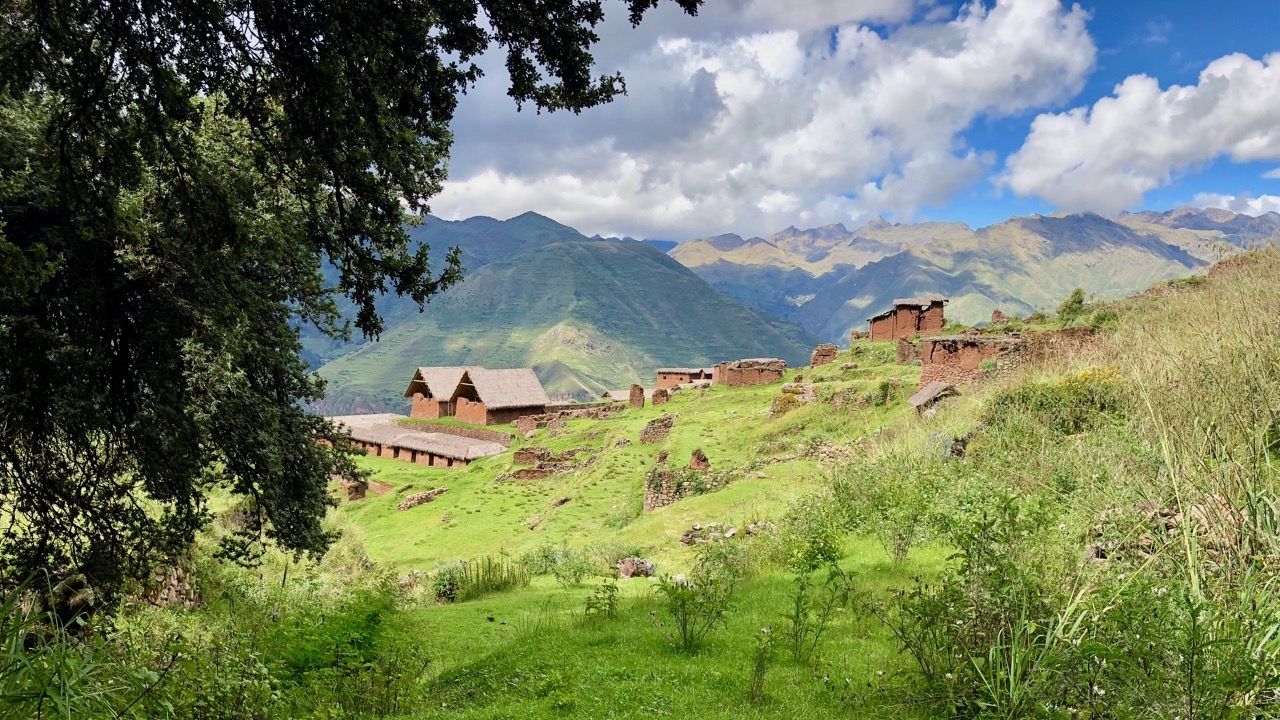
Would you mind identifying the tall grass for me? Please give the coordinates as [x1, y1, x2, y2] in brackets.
[433, 556, 532, 603]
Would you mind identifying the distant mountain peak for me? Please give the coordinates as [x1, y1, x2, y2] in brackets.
[860, 215, 893, 231]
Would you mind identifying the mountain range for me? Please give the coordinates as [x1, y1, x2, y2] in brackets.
[307, 213, 818, 414]
[308, 206, 1276, 414]
[673, 207, 1280, 340]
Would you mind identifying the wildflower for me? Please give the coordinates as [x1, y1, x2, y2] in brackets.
[945, 673, 954, 680]
[1093, 685, 1106, 697]
[876, 670, 885, 677]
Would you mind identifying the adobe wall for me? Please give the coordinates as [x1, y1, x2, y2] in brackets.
[454, 397, 488, 425]
[629, 384, 645, 408]
[919, 304, 946, 335]
[716, 360, 786, 387]
[409, 393, 442, 420]
[869, 315, 893, 341]
[657, 372, 695, 389]
[394, 420, 513, 446]
[893, 307, 922, 340]
[920, 337, 1024, 385]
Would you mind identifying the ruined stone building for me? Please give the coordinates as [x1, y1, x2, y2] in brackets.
[404, 366, 478, 419]
[451, 368, 551, 425]
[713, 358, 787, 387]
[656, 367, 715, 389]
[867, 295, 948, 341]
[919, 336, 1023, 385]
[332, 415, 505, 468]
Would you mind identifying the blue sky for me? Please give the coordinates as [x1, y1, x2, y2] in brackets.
[430, 0, 1280, 238]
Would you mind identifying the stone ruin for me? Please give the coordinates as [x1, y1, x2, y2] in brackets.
[714, 358, 787, 387]
[991, 308, 1008, 325]
[639, 413, 676, 444]
[144, 563, 201, 609]
[342, 479, 369, 501]
[896, 338, 921, 365]
[770, 382, 816, 417]
[652, 387, 670, 406]
[397, 487, 447, 510]
[505, 447, 595, 480]
[644, 467, 731, 511]
[616, 557, 655, 578]
[688, 448, 710, 471]
[629, 383, 645, 408]
[678, 520, 773, 545]
[515, 405, 623, 436]
[810, 343, 839, 367]
[919, 335, 1025, 385]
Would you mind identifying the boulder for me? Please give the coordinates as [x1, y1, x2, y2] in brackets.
[616, 557, 655, 578]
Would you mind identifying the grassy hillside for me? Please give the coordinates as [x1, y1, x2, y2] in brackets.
[27, 250, 1280, 719]
[313, 238, 819, 412]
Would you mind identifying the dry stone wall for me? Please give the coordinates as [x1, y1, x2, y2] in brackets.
[810, 343, 839, 367]
[643, 467, 730, 511]
[640, 414, 676, 444]
[920, 336, 1024, 385]
[396, 420, 512, 446]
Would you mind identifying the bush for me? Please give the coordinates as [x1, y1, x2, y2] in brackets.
[769, 493, 845, 572]
[651, 542, 744, 654]
[1057, 287, 1086, 322]
[831, 456, 948, 565]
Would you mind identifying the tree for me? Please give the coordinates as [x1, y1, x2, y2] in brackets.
[1057, 287, 1087, 322]
[0, 0, 701, 604]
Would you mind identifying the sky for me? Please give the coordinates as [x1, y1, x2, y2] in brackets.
[428, 0, 1280, 240]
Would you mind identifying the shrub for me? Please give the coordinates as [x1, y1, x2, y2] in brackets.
[783, 565, 851, 667]
[583, 580, 619, 622]
[651, 542, 744, 654]
[831, 456, 945, 565]
[1057, 287, 1086, 322]
[748, 626, 775, 705]
[769, 493, 845, 572]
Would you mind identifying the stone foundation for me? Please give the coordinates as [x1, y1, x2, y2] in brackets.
[639, 414, 676, 444]
[643, 467, 730, 511]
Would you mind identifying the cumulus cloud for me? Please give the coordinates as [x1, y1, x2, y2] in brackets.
[432, 0, 1096, 239]
[1003, 52, 1280, 214]
[1192, 192, 1280, 216]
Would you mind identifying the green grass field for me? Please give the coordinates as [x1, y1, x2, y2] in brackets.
[337, 342, 916, 572]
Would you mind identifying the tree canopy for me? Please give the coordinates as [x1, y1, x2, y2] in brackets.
[0, 0, 700, 603]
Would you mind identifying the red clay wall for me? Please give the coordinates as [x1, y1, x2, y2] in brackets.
[657, 372, 696, 389]
[869, 315, 894, 341]
[410, 393, 443, 420]
[919, 303, 946, 335]
[454, 397, 488, 425]
[893, 307, 921, 340]
[718, 365, 785, 387]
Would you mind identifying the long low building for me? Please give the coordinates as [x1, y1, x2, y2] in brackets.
[329, 415, 505, 468]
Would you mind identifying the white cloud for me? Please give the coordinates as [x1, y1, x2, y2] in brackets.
[1192, 192, 1280, 216]
[1263, 168, 1280, 179]
[1003, 52, 1280, 214]
[432, 0, 1096, 239]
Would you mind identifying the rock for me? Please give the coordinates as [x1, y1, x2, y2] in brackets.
[652, 388, 670, 406]
[397, 487, 448, 510]
[616, 557, 655, 578]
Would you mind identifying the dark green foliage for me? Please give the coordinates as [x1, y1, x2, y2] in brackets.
[1057, 287, 1087, 322]
[782, 565, 850, 667]
[0, 0, 701, 602]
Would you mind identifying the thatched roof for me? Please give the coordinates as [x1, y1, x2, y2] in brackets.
[455, 368, 550, 409]
[908, 381, 958, 408]
[403, 366, 480, 398]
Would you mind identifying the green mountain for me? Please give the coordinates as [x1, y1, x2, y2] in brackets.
[310, 217, 819, 414]
[670, 208, 1280, 341]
